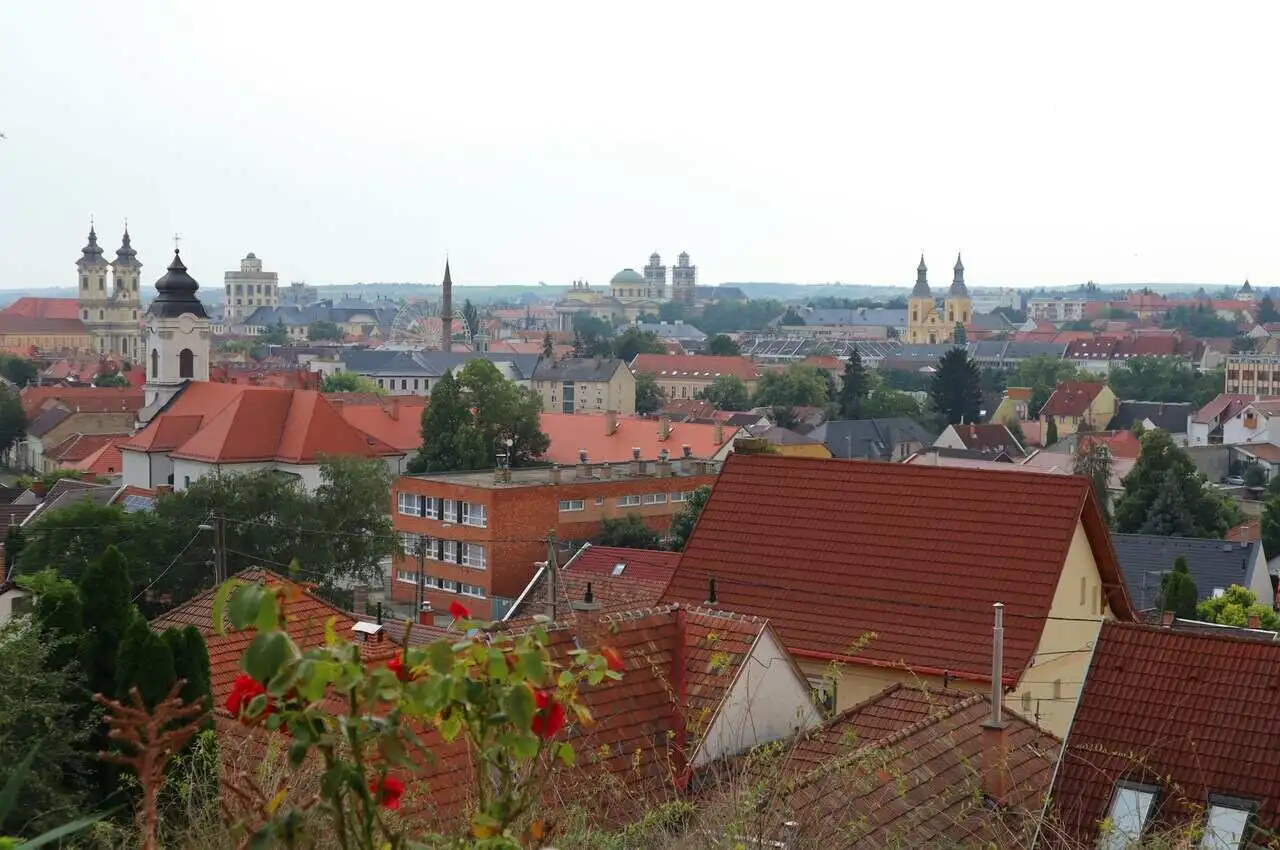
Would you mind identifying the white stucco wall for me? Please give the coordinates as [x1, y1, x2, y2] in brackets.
[694, 626, 822, 767]
[0, 589, 30, 627]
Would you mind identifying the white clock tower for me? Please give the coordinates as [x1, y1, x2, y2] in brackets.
[140, 249, 210, 422]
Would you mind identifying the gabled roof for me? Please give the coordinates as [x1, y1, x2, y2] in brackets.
[0, 315, 87, 334]
[1108, 400, 1193, 433]
[629, 354, 762, 382]
[779, 693, 1058, 848]
[1077, 429, 1143, 459]
[1040, 380, 1107, 417]
[661, 454, 1132, 681]
[44, 432, 128, 464]
[20, 385, 143, 419]
[943, 422, 1025, 456]
[538, 412, 737, 464]
[1052, 621, 1280, 846]
[531, 357, 626, 382]
[1192, 393, 1256, 425]
[326, 395, 425, 453]
[0, 297, 80, 320]
[504, 544, 681, 622]
[1111, 533, 1263, 609]
[122, 382, 400, 464]
[813, 418, 937, 459]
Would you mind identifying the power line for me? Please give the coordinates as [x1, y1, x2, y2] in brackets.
[131, 527, 208, 603]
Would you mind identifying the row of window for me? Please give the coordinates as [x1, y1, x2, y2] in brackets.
[400, 533, 487, 569]
[83, 309, 140, 321]
[378, 376, 431, 392]
[558, 491, 695, 512]
[225, 284, 277, 295]
[397, 493, 488, 527]
[1105, 782, 1253, 849]
[394, 570, 486, 598]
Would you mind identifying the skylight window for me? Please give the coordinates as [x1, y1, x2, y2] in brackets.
[1101, 782, 1158, 850]
[1201, 797, 1255, 850]
[611, 562, 626, 577]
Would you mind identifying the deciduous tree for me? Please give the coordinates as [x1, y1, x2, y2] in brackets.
[700, 374, 751, 411]
[1113, 429, 1240, 537]
[634, 373, 663, 415]
[1196, 584, 1280, 628]
[706, 334, 741, 356]
[753, 364, 828, 409]
[597, 513, 662, 550]
[668, 486, 712, 552]
[611, 327, 666, 363]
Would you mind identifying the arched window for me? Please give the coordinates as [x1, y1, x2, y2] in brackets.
[150, 348, 159, 377]
[179, 348, 194, 379]
[98, 310, 104, 320]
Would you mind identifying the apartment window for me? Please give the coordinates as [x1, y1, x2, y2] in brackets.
[442, 499, 456, 521]
[401, 379, 408, 390]
[461, 543, 487, 569]
[397, 492, 421, 516]
[413, 378, 419, 391]
[1101, 782, 1158, 850]
[617, 494, 642, 507]
[399, 532, 421, 555]
[1201, 797, 1256, 849]
[395, 569, 419, 584]
[438, 540, 458, 563]
[642, 493, 667, 505]
[672, 491, 693, 502]
[461, 502, 487, 528]
[806, 675, 835, 715]
[459, 582, 486, 599]
[594, 496, 604, 506]
[377, 378, 385, 389]
[422, 497, 440, 520]
[559, 499, 585, 512]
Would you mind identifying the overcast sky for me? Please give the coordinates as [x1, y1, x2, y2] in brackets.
[2, 1, 1277, 290]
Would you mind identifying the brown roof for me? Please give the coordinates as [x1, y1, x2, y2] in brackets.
[1040, 381, 1107, 417]
[19, 386, 143, 418]
[946, 422, 1025, 455]
[0, 314, 87, 334]
[0, 297, 80, 320]
[508, 545, 680, 621]
[661, 454, 1133, 682]
[1052, 621, 1280, 846]
[780, 694, 1059, 848]
[1193, 393, 1257, 425]
[44, 432, 129, 463]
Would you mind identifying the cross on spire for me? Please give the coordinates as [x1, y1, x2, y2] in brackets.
[172, 232, 182, 252]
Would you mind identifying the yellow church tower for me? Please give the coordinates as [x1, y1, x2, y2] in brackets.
[945, 253, 971, 330]
[906, 254, 970, 345]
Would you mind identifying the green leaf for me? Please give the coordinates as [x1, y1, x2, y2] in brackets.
[510, 732, 540, 760]
[427, 641, 454, 674]
[229, 583, 265, 631]
[502, 683, 535, 730]
[587, 666, 605, 686]
[440, 712, 462, 742]
[18, 812, 110, 849]
[487, 647, 509, 682]
[556, 741, 576, 766]
[254, 590, 280, 633]
[520, 649, 546, 685]
[211, 579, 239, 636]
[557, 669, 575, 687]
[244, 631, 294, 683]
[0, 745, 36, 821]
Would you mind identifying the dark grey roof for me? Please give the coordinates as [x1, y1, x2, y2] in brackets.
[340, 349, 540, 381]
[1111, 533, 1263, 610]
[1108, 401, 1193, 434]
[891, 345, 955, 362]
[532, 357, 624, 382]
[77, 226, 106, 268]
[967, 312, 1010, 331]
[635, 322, 707, 342]
[148, 250, 209, 319]
[113, 229, 140, 269]
[244, 301, 398, 329]
[27, 405, 71, 438]
[745, 423, 822, 446]
[813, 418, 937, 460]
[693, 285, 745, 301]
[785, 308, 908, 328]
[0, 486, 24, 505]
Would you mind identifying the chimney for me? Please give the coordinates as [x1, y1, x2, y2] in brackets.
[980, 602, 1012, 806]
[659, 415, 672, 441]
[570, 581, 602, 613]
[1161, 609, 1175, 628]
[714, 421, 725, 444]
[705, 577, 717, 606]
[550, 464, 562, 485]
[605, 410, 619, 435]
[388, 397, 400, 420]
[418, 601, 433, 626]
[1249, 613, 1262, 629]
[682, 444, 693, 459]
[577, 450, 590, 478]
[631, 447, 642, 476]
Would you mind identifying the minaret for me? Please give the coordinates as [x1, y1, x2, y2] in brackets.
[907, 255, 934, 344]
[440, 259, 453, 352]
[946, 253, 971, 328]
[142, 250, 210, 416]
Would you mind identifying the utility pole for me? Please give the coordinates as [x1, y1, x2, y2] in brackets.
[545, 531, 559, 622]
[415, 534, 427, 621]
[212, 511, 227, 584]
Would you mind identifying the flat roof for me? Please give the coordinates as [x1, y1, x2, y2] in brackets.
[405, 460, 720, 489]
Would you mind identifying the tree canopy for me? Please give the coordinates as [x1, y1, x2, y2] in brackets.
[610, 327, 666, 363]
[1161, 304, 1240, 337]
[1158, 556, 1198, 619]
[307, 320, 343, 342]
[1008, 355, 1080, 417]
[0, 353, 38, 387]
[1195, 585, 1280, 629]
[597, 513, 662, 550]
[752, 364, 828, 409]
[321, 371, 384, 394]
[692, 300, 784, 335]
[836, 349, 870, 419]
[1112, 429, 1241, 538]
[1107, 356, 1222, 406]
[408, 362, 549, 474]
[700, 374, 751, 411]
[1072, 442, 1114, 522]
[0, 384, 25, 458]
[262, 320, 289, 345]
[634, 373, 663, 414]
[668, 486, 712, 552]
[929, 348, 982, 425]
[706, 335, 741, 356]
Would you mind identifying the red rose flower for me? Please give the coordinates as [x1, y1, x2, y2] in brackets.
[226, 674, 268, 721]
[531, 688, 566, 739]
[601, 646, 626, 673]
[387, 656, 408, 682]
[370, 775, 405, 810]
[449, 599, 471, 621]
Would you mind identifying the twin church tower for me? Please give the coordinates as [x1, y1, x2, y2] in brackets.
[75, 224, 210, 420]
[904, 254, 971, 345]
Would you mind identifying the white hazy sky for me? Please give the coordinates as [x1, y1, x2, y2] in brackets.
[2, 1, 1278, 290]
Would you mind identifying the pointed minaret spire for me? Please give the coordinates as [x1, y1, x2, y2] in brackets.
[950, 253, 968, 296]
[440, 258, 453, 353]
[78, 221, 106, 268]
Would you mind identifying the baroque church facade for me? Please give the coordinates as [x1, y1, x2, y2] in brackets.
[76, 225, 144, 361]
[905, 254, 971, 344]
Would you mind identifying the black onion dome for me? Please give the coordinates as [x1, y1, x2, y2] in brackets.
[148, 250, 209, 319]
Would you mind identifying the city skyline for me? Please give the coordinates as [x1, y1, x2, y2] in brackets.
[3, 1, 1280, 289]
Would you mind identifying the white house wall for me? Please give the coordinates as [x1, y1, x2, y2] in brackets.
[694, 626, 822, 768]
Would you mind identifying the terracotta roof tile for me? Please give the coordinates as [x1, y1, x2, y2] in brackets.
[19, 386, 143, 418]
[1193, 393, 1257, 425]
[74, 441, 124, 477]
[1052, 621, 1280, 846]
[0, 297, 80, 320]
[1040, 381, 1107, 417]
[539, 412, 737, 464]
[661, 454, 1132, 681]
[45, 432, 128, 463]
[328, 395, 425, 452]
[629, 354, 762, 382]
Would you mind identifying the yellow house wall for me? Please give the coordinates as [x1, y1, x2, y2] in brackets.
[771, 443, 833, 459]
[1007, 520, 1111, 738]
[799, 658, 984, 716]
[1085, 385, 1118, 431]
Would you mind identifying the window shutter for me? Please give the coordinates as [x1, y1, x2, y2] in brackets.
[418, 495, 428, 517]
[456, 501, 464, 523]
[436, 539, 444, 561]
[455, 543, 464, 565]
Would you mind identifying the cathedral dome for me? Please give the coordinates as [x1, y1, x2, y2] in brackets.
[611, 268, 645, 285]
[148, 250, 209, 319]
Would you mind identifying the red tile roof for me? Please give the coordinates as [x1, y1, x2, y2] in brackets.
[1227, 518, 1261, 543]
[1113, 335, 1179, 357]
[0, 297, 81, 320]
[508, 544, 682, 621]
[327, 395, 426, 452]
[209, 366, 322, 389]
[658, 398, 718, 421]
[780, 694, 1058, 847]
[629, 354, 762, 383]
[1052, 621, 1280, 846]
[538, 412, 737, 464]
[0, 314, 87, 334]
[19, 385, 143, 418]
[1238, 442, 1280, 463]
[75, 440, 124, 477]
[565, 544, 681, 584]
[1064, 337, 1119, 360]
[1193, 393, 1258, 425]
[1004, 387, 1033, 402]
[1040, 381, 1107, 417]
[1078, 430, 1143, 459]
[122, 382, 400, 463]
[661, 454, 1132, 682]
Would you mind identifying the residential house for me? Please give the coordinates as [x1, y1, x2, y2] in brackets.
[120, 382, 404, 493]
[905, 449, 1137, 499]
[765, 686, 1058, 848]
[537, 412, 738, 465]
[1233, 443, 1280, 480]
[1071, 429, 1143, 459]
[1050, 621, 1280, 848]
[742, 424, 832, 458]
[1110, 533, 1272, 612]
[531, 357, 636, 415]
[933, 422, 1025, 458]
[0, 581, 31, 627]
[660, 453, 1134, 736]
[337, 350, 540, 397]
[501, 543, 680, 622]
[1039, 380, 1116, 439]
[43, 433, 126, 477]
[21, 478, 120, 526]
[990, 386, 1033, 425]
[391, 459, 719, 620]
[809, 418, 936, 461]
[12, 386, 143, 472]
[1221, 398, 1280, 445]
[1189, 393, 1257, 446]
[628, 354, 762, 400]
[1107, 400, 1193, 444]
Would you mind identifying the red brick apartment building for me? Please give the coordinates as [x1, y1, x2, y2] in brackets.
[390, 459, 719, 620]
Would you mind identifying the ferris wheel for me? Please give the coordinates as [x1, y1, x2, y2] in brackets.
[390, 300, 473, 349]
